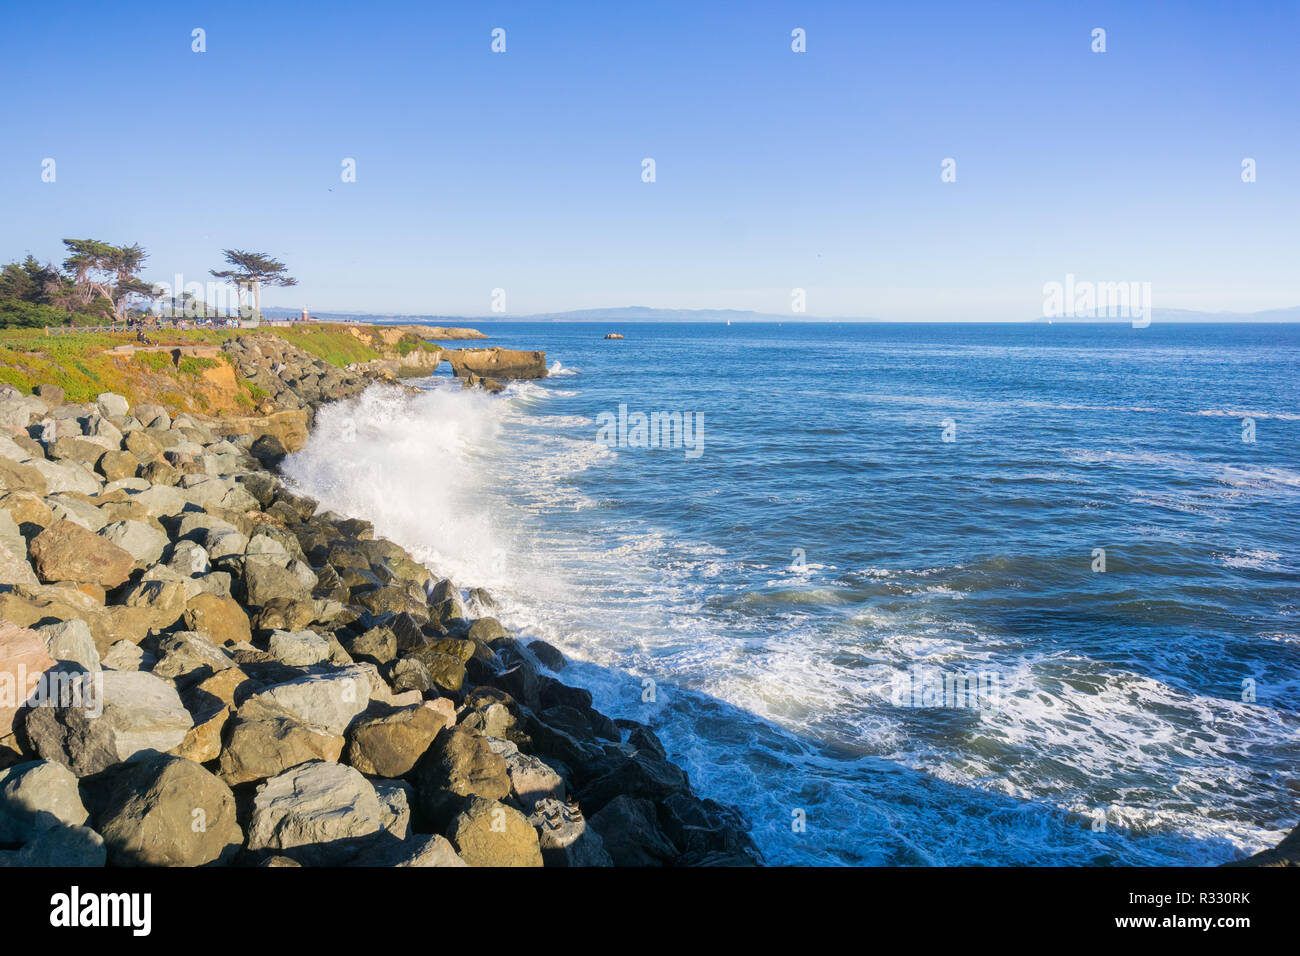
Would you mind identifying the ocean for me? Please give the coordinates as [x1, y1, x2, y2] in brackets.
[282, 321, 1300, 866]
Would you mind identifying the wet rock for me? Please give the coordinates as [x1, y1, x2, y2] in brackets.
[589, 795, 678, 867]
[528, 639, 566, 671]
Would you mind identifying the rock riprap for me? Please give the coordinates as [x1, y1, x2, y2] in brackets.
[0, 356, 761, 868]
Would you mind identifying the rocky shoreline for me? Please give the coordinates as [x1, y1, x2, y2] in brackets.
[0, 331, 762, 867]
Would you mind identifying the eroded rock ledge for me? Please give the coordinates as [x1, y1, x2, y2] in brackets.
[0, 337, 761, 868]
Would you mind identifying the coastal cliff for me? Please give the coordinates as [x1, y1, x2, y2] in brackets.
[0, 325, 760, 867]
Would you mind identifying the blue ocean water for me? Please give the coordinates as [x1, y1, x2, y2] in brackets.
[285, 322, 1300, 866]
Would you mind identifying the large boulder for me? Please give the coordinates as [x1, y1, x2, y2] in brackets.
[0, 759, 89, 843]
[29, 520, 134, 587]
[36, 619, 100, 672]
[410, 726, 510, 827]
[446, 796, 544, 867]
[246, 761, 384, 861]
[345, 703, 451, 778]
[589, 794, 679, 867]
[245, 667, 372, 736]
[25, 670, 192, 776]
[92, 755, 242, 866]
[217, 698, 345, 786]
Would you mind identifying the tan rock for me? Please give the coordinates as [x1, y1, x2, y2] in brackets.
[183, 592, 253, 644]
[29, 520, 133, 587]
[0, 623, 57, 736]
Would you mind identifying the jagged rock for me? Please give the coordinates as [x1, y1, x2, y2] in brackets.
[447, 796, 543, 867]
[528, 797, 613, 867]
[251, 597, 316, 631]
[151, 631, 236, 687]
[101, 640, 150, 671]
[403, 646, 466, 693]
[92, 754, 242, 867]
[0, 457, 47, 496]
[0, 541, 38, 589]
[25, 669, 192, 776]
[375, 779, 411, 838]
[345, 702, 451, 777]
[29, 519, 133, 587]
[241, 556, 313, 607]
[247, 762, 383, 860]
[387, 657, 436, 695]
[346, 626, 396, 665]
[386, 833, 468, 867]
[0, 759, 89, 842]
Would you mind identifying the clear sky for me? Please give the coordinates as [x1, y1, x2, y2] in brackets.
[1, 1, 1296, 320]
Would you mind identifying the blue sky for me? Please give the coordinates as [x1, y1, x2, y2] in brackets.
[1, 1, 1296, 320]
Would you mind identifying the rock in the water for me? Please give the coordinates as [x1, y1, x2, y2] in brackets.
[589, 794, 679, 866]
[345, 702, 451, 778]
[26, 669, 192, 776]
[0, 759, 89, 843]
[29, 520, 134, 587]
[246, 761, 383, 860]
[528, 639, 566, 671]
[92, 754, 242, 866]
[447, 796, 543, 867]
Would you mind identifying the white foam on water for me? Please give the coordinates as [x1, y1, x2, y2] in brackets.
[281, 380, 1293, 866]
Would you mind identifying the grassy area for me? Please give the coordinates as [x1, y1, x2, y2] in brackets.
[0, 323, 430, 410]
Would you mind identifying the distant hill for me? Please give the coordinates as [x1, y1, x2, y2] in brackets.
[263, 304, 1300, 325]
